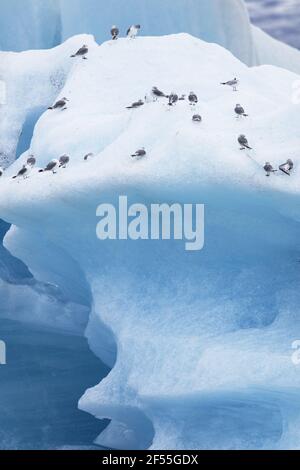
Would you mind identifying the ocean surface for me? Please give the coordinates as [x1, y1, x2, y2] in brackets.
[246, 0, 300, 49]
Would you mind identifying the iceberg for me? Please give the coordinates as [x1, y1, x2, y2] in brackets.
[1, 0, 300, 75]
[0, 33, 300, 449]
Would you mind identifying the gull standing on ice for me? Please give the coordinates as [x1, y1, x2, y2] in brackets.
[221, 78, 239, 91]
[188, 92, 198, 106]
[59, 155, 70, 168]
[71, 45, 88, 59]
[48, 97, 68, 111]
[127, 25, 141, 39]
[131, 148, 146, 159]
[192, 114, 202, 123]
[126, 99, 144, 109]
[39, 159, 59, 174]
[264, 162, 277, 177]
[12, 157, 36, 179]
[238, 134, 252, 150]
[111, 26, 119, 40]
[235, 104, 248, 118]
[152, 87, 168, 100]
[84, 153, 94, 161]
[168, 93, 178, 106]
[279, 159, 294, 175]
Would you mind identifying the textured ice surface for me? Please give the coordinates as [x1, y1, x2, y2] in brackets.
[1, 33, 300, 449]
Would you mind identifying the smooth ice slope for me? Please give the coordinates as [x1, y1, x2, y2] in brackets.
[1, 34, 300, 449]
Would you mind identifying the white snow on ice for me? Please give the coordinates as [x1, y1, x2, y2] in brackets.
[1, 33, 300, 449]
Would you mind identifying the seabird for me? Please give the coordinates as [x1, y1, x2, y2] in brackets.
[279, 159, 294, 176]
[39, 159, 59, 174]
[126, 99, 144, 109]
[235, 104, 248, 118]
[59, 155, 70, 168]
[131, 148, 146, 159]
[238, 135, 252, 150]
[188, 92, 198, 105]
[71, 45, 88, 59]
[152, 87, 168, 100]
[111, 25, 119, 40]
[12, 157, 36, 179]
[27, 155, 36, 167]
[221, 78, 239, 92]
[48, 97, 69, 111]
[84, 152, 94, 161]
[127, 25, 141, 39]
[168, 93, 178, 106]
[192, 114, 202, 123]
[264, 162, 277, 177]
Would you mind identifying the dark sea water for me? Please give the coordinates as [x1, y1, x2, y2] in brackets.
[0, 319, 110, 449]
[246, 0, 300, 49]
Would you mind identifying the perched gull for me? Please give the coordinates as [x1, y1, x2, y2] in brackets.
[71, 45, 88, 59]
[264, 162, 277, 177]
[235, 104, 248, 118]
[12, 158, 36, 179]
[39, 159, 59, 174]
[188, 92, 198, 106]
[168, 93, 178, 106]
[127, 25, 141, 39]
[131, 148, 146, 159]
[152, 87, 168, 100]
[192, 114, 202, 123]
[221, 78, 239, 92]
[84, 153, 94, 161]
[126, 99, 144, 109]
[48, 97, 69, 111]
[59, 155, 70, 168]
[111, 25, 119, 40]
[279, 159, 294, 176]
[238, 134, 252, 150]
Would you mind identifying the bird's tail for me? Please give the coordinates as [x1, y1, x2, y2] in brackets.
[12, 176, 17, 179]
[245, 145, 252, 150]
[70, 54, 76, 58]
[243, 114, 248, 117]
[48, 107, 53, 110]
[39, 169, 44, 173]
[126, 106, 133, 109]
[221, 83, 226, 85]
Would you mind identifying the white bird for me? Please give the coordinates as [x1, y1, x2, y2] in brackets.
[221, 78, 239, 92]
[59, 155, 70, 168]
[238, 134, 252, 150]
[84, 153, 94, 161]
[71, 45, 88, 59]
[279, 159, 294, 176]
[111, 25, 119, 40]
[127, 25, 141, 39]
[264, 162, 277, 177]
[131, 148, 146, 159]
[39, 159, 59, 174]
